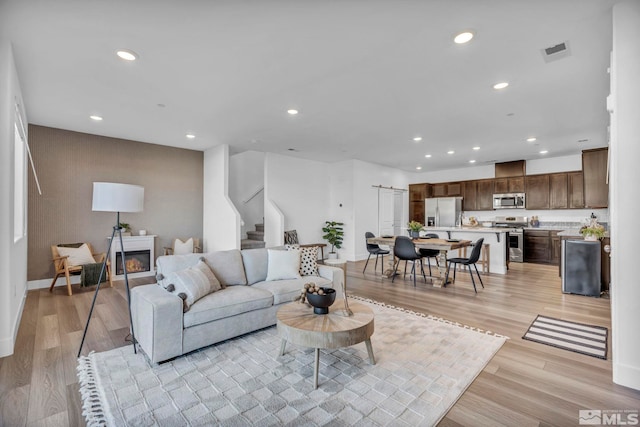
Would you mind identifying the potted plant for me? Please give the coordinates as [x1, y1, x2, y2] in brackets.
[119, 222, 132, 236]
[580, 222, 605, 241]
[322, 221, 344, 259]
[407, 220, 424, 239]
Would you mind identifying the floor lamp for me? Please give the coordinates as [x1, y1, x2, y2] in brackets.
[78, 182, 144, 357]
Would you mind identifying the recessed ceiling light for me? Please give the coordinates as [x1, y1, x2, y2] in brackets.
[287, 109, 299, 115]
[493, 82, 509, 90]
[454, 32, 474, 44]
[116, 49, 138, 61]
[539, 150, 549, 154]
[89, 115, 103, 121]
[447, 150, 455, 155]
[472, 146, 480, 151]
[469, 160, 476, 163]
[413, 137, 422, 142]
[527, 137, 537, 142]
[416, 166, 422, 170]
[425, 154, 432, 158]
[186, 133, 195, 139]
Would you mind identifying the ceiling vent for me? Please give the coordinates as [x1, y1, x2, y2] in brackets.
[540, 41, 571, 63]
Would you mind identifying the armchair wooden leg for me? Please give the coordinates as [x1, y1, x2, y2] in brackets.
[49, 273, 61, 292]
[64, 269, 73, 296]
[107, 263, 113, 288]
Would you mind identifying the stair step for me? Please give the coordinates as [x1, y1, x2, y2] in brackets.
[241, 239, 266, 249]
[255, 223, 264, 232]
[247, 230, 264, 240]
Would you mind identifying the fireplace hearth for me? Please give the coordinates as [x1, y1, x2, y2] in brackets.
[109, 235, 157, 279]
[116, 250, 151, 275]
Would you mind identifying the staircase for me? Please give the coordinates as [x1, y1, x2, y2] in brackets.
[241, 223, 265, 249]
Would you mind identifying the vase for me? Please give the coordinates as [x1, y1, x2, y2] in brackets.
[409, 230, 420, 239]
[584, 235, 598, 241]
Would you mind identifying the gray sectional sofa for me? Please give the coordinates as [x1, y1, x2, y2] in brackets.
[131, 248, 344, 363]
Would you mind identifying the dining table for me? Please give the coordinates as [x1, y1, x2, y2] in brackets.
[367, 235, 472, 287]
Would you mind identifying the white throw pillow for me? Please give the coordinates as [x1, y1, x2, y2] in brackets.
[57, 244, 96, 266]
[173, 238, 194, 255]
[163, 259, 221, 311]
[266, 248, 301, 281]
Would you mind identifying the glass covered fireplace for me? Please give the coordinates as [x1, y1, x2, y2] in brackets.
[115, 250, 151, 275]
[109, 235, 156, 279]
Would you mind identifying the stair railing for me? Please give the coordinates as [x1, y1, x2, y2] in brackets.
[243, 186, 264, 204]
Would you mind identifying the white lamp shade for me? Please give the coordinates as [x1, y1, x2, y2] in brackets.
[92, 182, 144, 213]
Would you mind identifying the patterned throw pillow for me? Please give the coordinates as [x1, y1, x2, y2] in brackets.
[299, 246, 319, 276]
[162, 259, 222, 312]
[284, 230, 299, 245]
[287, 245, 319, 276]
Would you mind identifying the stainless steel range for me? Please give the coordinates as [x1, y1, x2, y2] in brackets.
[494, 216, 528, 263]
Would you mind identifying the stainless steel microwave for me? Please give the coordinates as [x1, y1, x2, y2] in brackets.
[493, 193, 525, 209]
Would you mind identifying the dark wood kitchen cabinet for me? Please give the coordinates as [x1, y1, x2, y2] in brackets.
[446, 182, 463, 197]
[551, 231, 561, 265]
[462, 181, 477, 211]
[525, 174, 550, 209]
[494, 177, 525, 194]
[583, 147, 609, 208]
[568, 171, 585, 209]
[524, 230, 552, 264]
[409, 183, 429, 224]
[476, 179, 495, 210]
[431, 183, 446, 197]
[549, 173, 568, 209]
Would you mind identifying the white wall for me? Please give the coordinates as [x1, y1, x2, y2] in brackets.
[611, 0, 640, 390]
[328, 160, 355, 258]
[264, 153, 330, 248]
[229, 151, 265, 237]
[352, 160, 412, 261]
[203, 145, 241, 252]
[0, 41, 28, 357]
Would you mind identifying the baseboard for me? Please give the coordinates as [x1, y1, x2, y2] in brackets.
[0, 287, 27, 358]
[613, 362, 640, 391]
[28, 276, 81, 290]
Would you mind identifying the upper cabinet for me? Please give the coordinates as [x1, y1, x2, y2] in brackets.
[494, 177, 525, 193]
[583, 148, 609, 208]
[476, 179, 495, 210]
[462, 181, 477, 211]
[549, 173, 569, 209]
[409, 183, 429, 201]
[526, 174, 550, 209]
[568, 171, 584, 209]
[495, 160, 526, 178]
[430, 182, 462, 198]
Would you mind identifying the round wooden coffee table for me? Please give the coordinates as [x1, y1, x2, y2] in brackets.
[277, 299, 375, 389]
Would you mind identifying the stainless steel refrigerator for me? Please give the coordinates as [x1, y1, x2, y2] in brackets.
[561, 239, 601, 297]
[424, 197, 463, 227]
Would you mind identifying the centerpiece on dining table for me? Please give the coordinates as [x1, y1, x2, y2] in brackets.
[407, 221, 424, 239]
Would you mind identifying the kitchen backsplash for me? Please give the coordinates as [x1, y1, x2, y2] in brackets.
[463, 208, 610, 228]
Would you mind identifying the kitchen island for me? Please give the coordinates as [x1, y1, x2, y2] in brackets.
[421, 226, 513, 274]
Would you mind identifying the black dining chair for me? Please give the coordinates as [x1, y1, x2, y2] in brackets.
[418, 233, 440, 276]
[392, 236, 426, 287]
[446, 237, 485, 293]
[363, 232, 390, 274]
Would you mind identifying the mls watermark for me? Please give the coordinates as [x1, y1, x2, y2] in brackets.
[579, 409, 639, 425]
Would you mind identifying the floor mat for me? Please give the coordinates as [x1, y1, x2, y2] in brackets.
[522, 315, 607, 359]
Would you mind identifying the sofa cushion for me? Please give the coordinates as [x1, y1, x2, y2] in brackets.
[183, 286, 274, 328]
[156, 253, 203, 287]
[253, 276, 332, 305]
[203, 249, 247, 286]
[241, 248, 268, 285]
[266, 249, 301, 281]
[299, 246, 319, 276]
[163, 260, 222, 311]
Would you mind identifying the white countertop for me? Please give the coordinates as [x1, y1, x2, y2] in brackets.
[423, 226, 516, 233]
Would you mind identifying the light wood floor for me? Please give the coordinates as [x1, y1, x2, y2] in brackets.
[2, 262, 639, 426]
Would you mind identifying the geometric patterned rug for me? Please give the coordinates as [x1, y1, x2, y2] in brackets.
[522, 315, 608, 359]
[78, 297, 507, 426]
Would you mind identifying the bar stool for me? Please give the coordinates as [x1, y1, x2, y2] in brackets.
[458, 242, 490, 274]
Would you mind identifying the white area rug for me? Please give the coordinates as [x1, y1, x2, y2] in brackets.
[77, 297, 507, 426]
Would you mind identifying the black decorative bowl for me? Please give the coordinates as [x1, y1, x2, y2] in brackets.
[306, 288, 337, 315]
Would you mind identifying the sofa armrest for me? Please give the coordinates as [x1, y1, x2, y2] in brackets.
[131, 284, 184, 363]
[318, 265, 345, 299]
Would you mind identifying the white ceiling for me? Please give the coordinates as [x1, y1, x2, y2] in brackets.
[0, 0, 618, 172]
